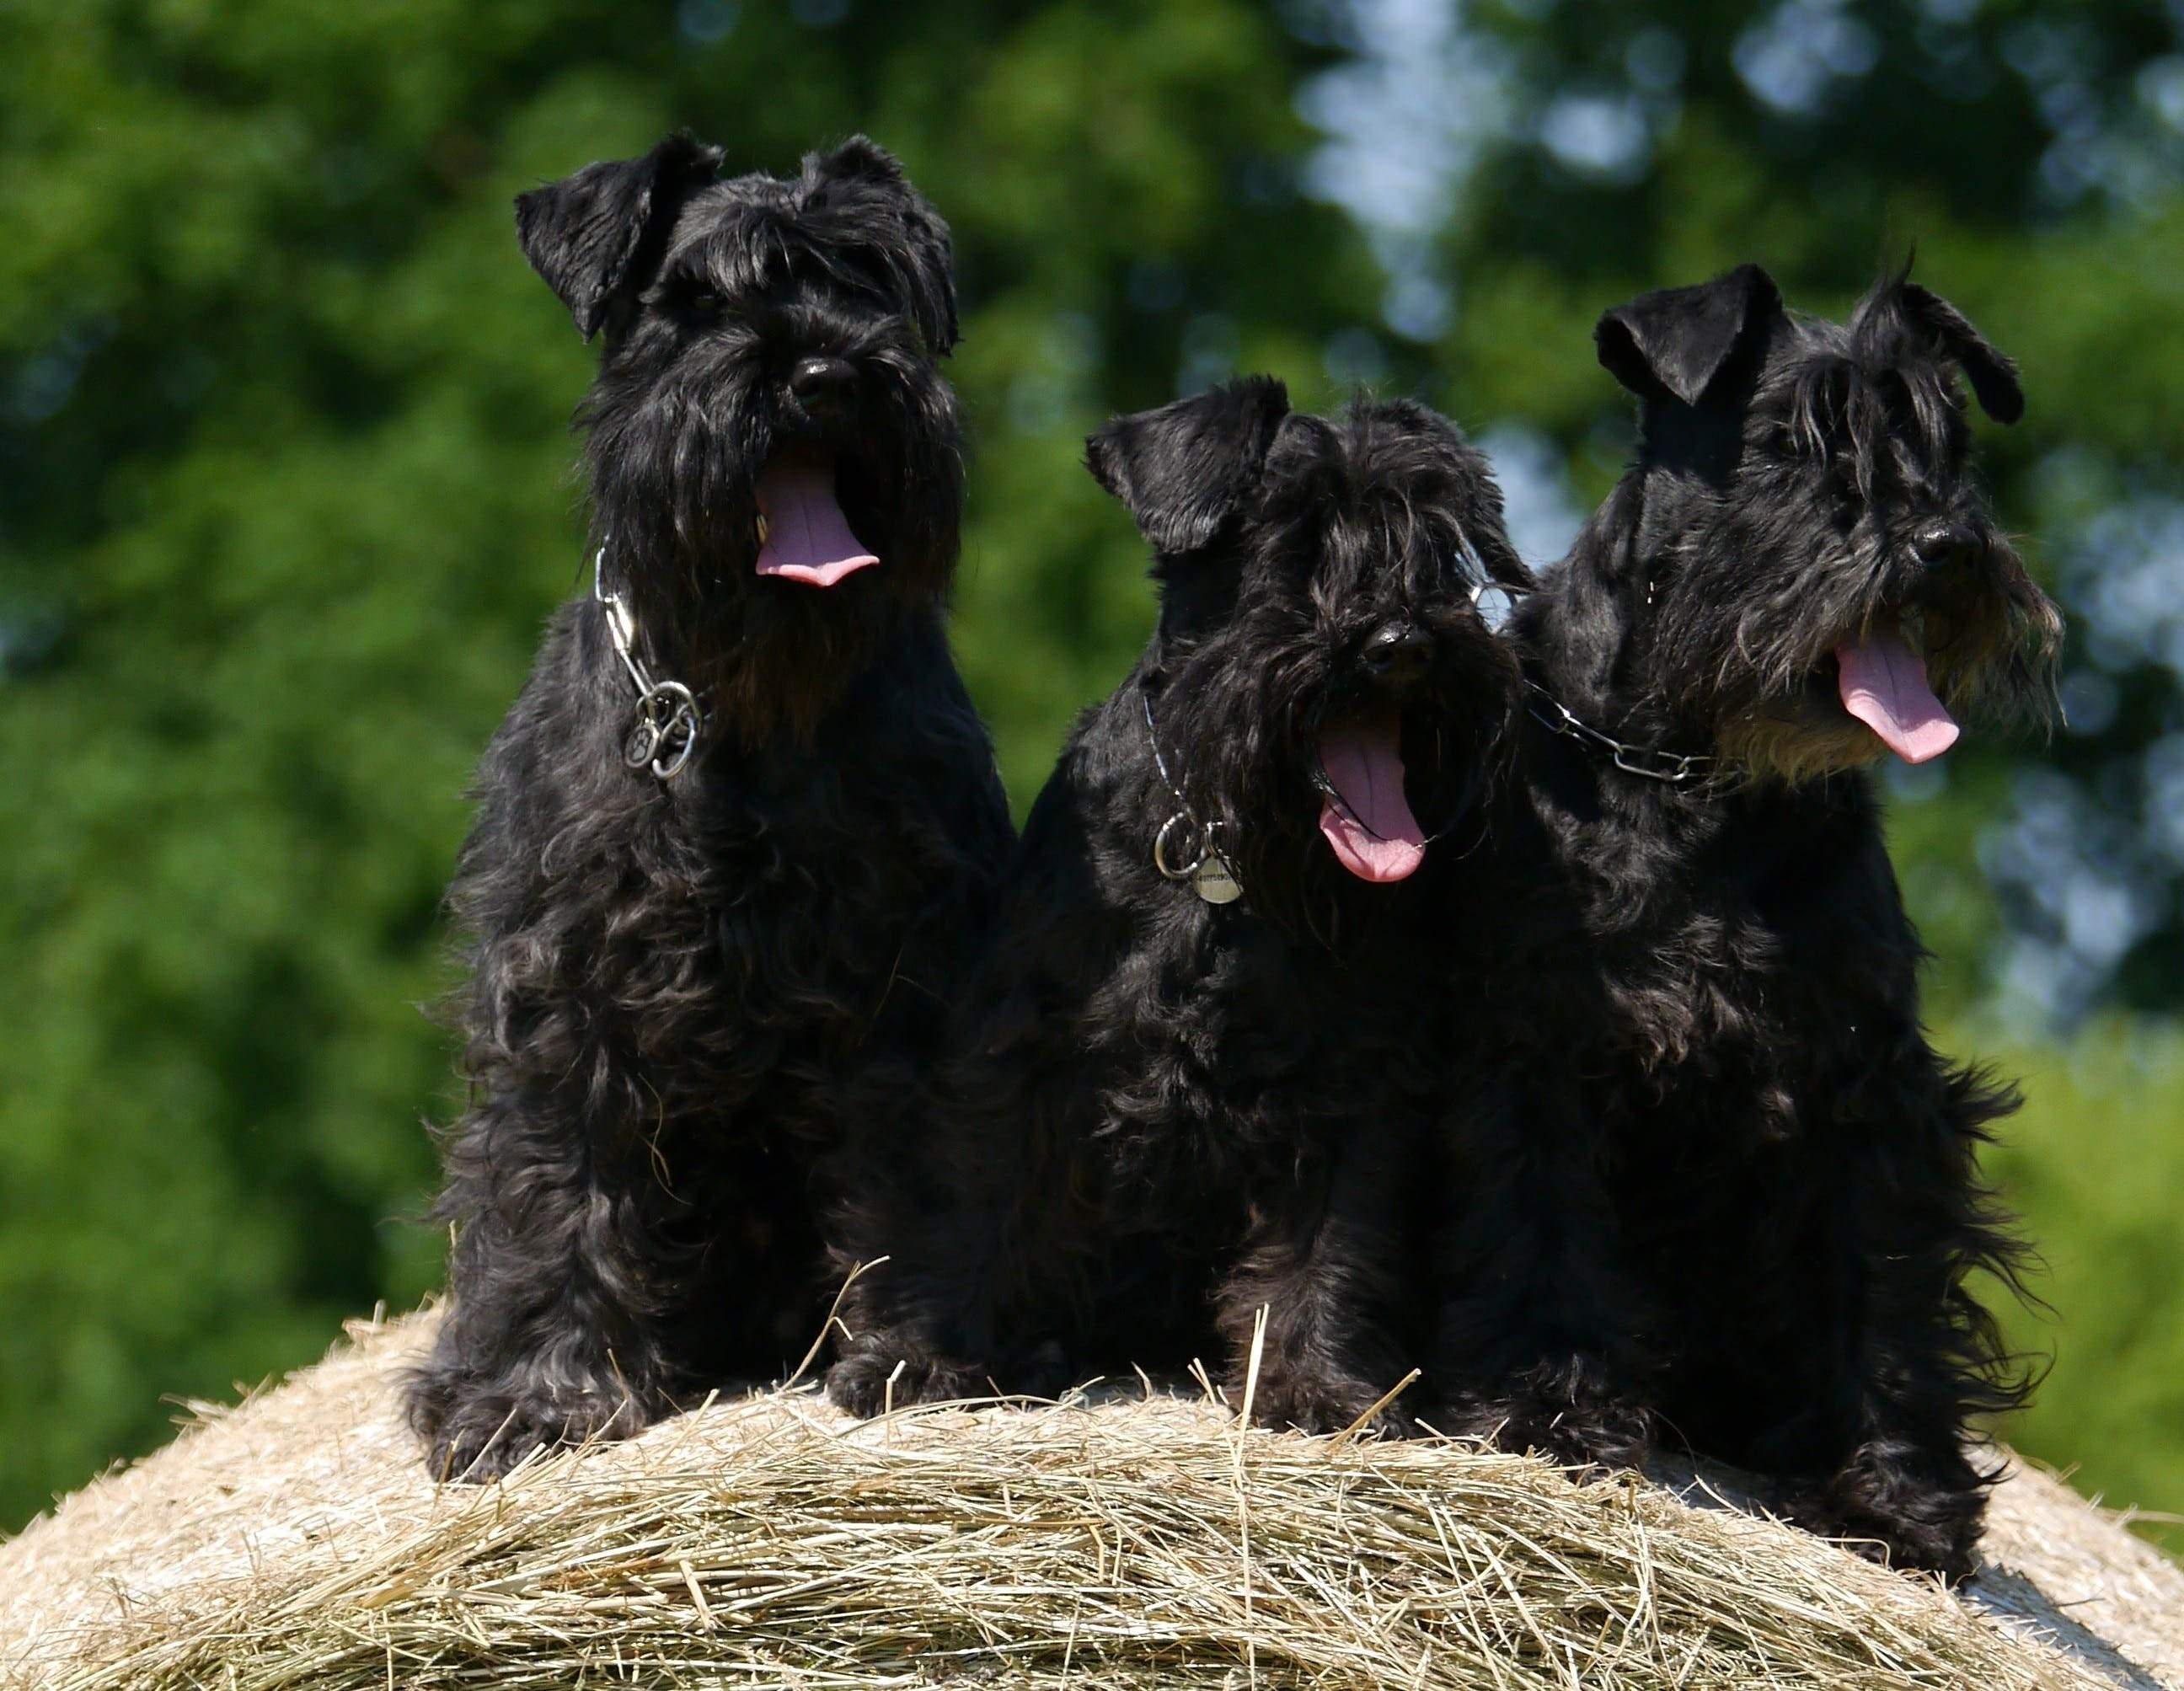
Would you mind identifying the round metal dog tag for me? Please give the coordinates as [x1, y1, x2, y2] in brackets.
[1193, 854, 1243, 904]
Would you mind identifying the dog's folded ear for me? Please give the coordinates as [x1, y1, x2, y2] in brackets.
[1596, 264, 1783, 409]
[517, 134, 725, 341]
[1869, 280, 2025, 425]
[1085, 377, 1292, 555]
[807, 136, 961, 357]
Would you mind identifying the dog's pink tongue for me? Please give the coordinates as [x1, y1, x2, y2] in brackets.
[1835, 623, 1959, 764]
[1316, 710, 1427, 883]
[753, 457, 879, 587]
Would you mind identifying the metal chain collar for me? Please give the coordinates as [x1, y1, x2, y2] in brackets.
[1523, 680, 1722, 788]
[1142, 691, 1244, 904]
[594, 549, 705, 781]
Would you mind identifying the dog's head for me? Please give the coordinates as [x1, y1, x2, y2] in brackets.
[1592, 262, 2060, 784]
[519, 133, 965, 741]
[1089, 379, 1528, 920]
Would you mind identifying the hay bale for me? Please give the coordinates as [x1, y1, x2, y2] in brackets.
[1, 1311, 2176, 1690]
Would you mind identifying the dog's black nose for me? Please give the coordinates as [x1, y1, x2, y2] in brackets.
[790, 356, 859, 413]
[1912, 522, 1983, 571]
[1362, 623, 1433, 683]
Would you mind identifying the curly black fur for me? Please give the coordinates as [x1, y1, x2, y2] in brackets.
[1464, 263, 2061, 1578]
[827, 381, 1530, 1436]
[406, 135, 1011, 1480]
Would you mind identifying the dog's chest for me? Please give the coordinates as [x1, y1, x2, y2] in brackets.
[1090, 912, 1432, 1202]
[684, 744, 977, 1029]
[1605, 860, 1914, 1153]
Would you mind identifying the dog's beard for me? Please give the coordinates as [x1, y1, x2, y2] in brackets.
[1917, 562, 2064, 739]
[1699, 575, 2061, 784]
[1705, 602, 1951, 784]
[1159, 613, 1515, 935]
[584, 372, 965, 752]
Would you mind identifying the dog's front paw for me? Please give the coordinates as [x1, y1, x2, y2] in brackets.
[1441, 1361, 1652, 1471]
[827, 1343, 992, 1418]
[1242, 1366, 1419, 1439]
[410, 1373, 647, 1483]
[1774, 1445, 1985, 1581]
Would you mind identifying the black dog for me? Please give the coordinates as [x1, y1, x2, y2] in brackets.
[1471, 264, 2061, 1576]
[407, 135, 1012, 1479]
[829, 381, 1528, 1433]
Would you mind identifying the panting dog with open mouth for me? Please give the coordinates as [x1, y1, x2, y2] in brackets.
[1444, 262, 2064, 1579]
[829, 380, 1530, 1435]
[409, 135, 1012, 1481]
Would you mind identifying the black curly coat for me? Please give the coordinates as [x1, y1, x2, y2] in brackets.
[1446, 264, 2064, 1578]
[828, 380, 1531, 1434]
[407, 135, 1011, 1480]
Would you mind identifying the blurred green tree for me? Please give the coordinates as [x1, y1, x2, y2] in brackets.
[0, 0, 2178, 1544]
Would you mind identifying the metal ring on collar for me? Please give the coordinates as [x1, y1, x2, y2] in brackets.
[640, 682, 704, 780]
[1153, 811, 1207, 880]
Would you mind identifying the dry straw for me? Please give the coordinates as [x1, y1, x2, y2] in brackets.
[2, 1309, 2177, 1689]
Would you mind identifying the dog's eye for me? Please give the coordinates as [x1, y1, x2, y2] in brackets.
[687, 292, 724, 317]
[1760, 421, 1812, 462]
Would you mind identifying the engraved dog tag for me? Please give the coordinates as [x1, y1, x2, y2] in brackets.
[1193, 854, 1242, 904]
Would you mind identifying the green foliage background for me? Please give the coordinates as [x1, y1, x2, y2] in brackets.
[3, 0, 2180, 1540]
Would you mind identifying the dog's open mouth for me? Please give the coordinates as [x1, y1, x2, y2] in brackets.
[1832, 612, 1959, 764]
[753, 452, 879, 588]
[1315, 704, 1427, 883]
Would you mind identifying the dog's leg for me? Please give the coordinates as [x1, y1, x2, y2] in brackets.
[407, 1076, 687, 1481]
[826, 1198, 1006, 1416]
[1216, 1130, 1421, 1437]
[825, 1073, 1035, 1418]
[1766, 1059, 2021, 1582]
[827, 1125, 1095, 1416]
[1430, 1082, 1655, 1469]
[828, 955, 1108, 1420]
